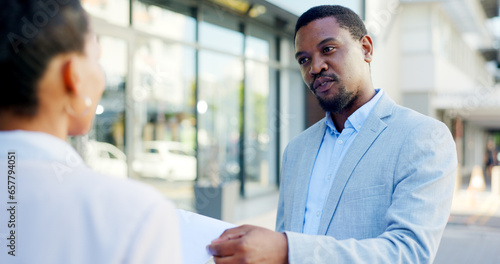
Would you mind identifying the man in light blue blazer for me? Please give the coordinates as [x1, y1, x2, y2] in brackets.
[208, 5, 457, 264]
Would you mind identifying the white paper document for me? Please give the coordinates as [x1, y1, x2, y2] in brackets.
[177, 209, 236, 264]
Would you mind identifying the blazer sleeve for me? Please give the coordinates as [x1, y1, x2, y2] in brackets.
[276, 144, 289, 233]
[284, 120, 457, 264]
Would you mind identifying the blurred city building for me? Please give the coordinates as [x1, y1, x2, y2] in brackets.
[75, 0, 500, 221]
[361, 0, 500, 184]
[77, 0, 305, 220]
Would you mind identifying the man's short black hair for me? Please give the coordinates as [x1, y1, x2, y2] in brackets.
[295, 5, 367, 41]
[0, 0, 89, 116]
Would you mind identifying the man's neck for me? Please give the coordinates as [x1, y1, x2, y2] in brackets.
[330, 89, 377, 132]
[330, 112, 349, 132]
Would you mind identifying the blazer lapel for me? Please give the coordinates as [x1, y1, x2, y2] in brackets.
[289, 120, 327, 232]
[317, 93, 395, 235]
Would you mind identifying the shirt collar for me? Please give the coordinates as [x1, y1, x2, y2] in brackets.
[325, 89, 384, 134]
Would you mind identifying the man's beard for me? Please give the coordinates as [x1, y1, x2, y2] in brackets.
[315, 84, 356, 113]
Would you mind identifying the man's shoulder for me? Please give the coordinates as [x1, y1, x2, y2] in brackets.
[390, 103, 445, 130]
[372, 93, 445, 130]
[383, 102, 452, 147]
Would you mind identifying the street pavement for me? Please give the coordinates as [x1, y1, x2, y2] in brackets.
[434, 186, 500, 264]
[435, 225, 500, 264]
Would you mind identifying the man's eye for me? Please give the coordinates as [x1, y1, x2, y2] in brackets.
[298, 57, 309, 65]
[323, 47, 335, 53]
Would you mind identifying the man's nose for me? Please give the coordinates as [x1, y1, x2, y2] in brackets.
[309, 57, 328, 76]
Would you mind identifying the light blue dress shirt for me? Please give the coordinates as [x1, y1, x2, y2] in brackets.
[302, 89, 384, 234]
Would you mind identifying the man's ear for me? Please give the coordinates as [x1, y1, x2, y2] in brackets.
[62, 57, 81, 94]
[360, 35, 374, 63]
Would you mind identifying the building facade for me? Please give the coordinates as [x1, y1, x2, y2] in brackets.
[363, 0, 500, 181]
[78, 0, 307, 215]
[79, 0, 500, 220]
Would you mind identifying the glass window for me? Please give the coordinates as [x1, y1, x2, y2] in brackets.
[197, 51, 243, 185]
[132, 37, 197, 210]
[245, 23, 276, 62]
[246, 36, 270, 61]
[244, 60, 278, 196]
[199, 21, 244, 55]
[82, 0, 129, 26]
[85, 36, 128, 179]
[243, 27, 278, 195]
[266, 0, 364, 18]
[133, 1, 196, 43]
[280, 69, 306, 154]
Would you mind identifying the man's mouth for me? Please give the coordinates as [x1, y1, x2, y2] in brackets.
[313, 76, 336, 93]
[315, 81, 334, 93]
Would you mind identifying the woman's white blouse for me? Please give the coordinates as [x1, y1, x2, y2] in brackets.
[0, 130, 182, 264]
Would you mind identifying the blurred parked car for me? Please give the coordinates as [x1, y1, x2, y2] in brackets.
[86, 141, 128, 179]
[132, 141, 196, 181]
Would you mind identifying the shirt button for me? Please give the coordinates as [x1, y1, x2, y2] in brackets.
[338, 140, 343, 144]
[326, 174, 332, 181]
[316, 211, 321, 217]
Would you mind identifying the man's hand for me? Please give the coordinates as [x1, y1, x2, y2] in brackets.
[207, 225, 289, 264]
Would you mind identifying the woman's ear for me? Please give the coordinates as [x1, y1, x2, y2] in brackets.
[361, 35, 374, 63]
[62, 57, 81, 94]
[62, 55, 89, 118]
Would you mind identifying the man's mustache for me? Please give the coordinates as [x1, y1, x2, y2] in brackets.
[310, 73, 340, 91]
